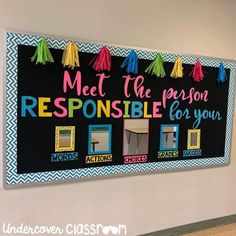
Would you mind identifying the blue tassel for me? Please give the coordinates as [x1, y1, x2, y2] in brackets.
[120, 50, 138, 74]
[217, 62, 227, 83]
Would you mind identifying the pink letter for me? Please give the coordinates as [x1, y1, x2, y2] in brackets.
[90, 86, 97, 96]
[111, 100, 123, 118]
[202, 90, 209, 102]
[63, 70, 82, 96]
[82, 86, 90, 96]
[97, 73, 110, 97]
[162, 88, 174, 108]
[152, 102, 162, 118]
[53, 97, 67, 117]
[123, 75, 135, 98]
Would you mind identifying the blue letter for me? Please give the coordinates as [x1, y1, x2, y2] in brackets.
[21, 96, 37, 117]
[131, 101, 143, 118]
[83, 100, 97, 118]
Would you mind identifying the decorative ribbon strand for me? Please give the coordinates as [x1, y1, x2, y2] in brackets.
[145, 54, 165, 78]
[89, 47, 111, 72]
[217, 62, 227, 83]
[120, 50, 138, 74]
[170, 57, 183, 78]
[62, 42, 80, 69]
[190, 59, 204, 82]
[31, 39, 54, 65]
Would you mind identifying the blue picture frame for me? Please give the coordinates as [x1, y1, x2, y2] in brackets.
[159, 124, 179, 151]
[88, 124, 112, 155]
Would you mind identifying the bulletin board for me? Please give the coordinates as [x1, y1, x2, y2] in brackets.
[5, 32, 236, 187]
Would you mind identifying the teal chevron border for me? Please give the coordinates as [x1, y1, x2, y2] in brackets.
[5, 32, 236, 186]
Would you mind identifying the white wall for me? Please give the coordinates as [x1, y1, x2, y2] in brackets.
[1, 0, 236, 235]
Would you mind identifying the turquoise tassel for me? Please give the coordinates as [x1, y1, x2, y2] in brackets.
[121, 50, 138, 74]
[217, 62, 227, 83]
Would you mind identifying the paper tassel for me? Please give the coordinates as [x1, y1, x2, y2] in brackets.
[90, 47, 111, 72]
[62, 42, 80, 69]
[190, 59, 204, 82]
[31, 39, 54, 65]
[120, 50, 138, 74]
[170, 57, 183, 78]
[217, 62, 227, 83]
[145, 54, 165, 78]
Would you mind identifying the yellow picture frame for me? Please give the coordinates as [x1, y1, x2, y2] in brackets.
[187, 129, 201, 150]
[55, 126, 75, 152]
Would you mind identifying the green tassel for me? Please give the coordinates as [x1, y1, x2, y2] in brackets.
[145, 54, 165, 78]
[31, 39, 54, 65]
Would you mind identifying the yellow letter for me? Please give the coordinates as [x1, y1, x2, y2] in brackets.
[97, 100, 111, 118]
[143, 102, 152, 118]
[38, 97, 52, 117]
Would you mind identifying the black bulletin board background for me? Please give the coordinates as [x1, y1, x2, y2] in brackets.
[17, 45, 230, 174]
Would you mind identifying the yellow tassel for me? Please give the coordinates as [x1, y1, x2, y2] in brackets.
[62, 42, 80, 69]
[170, 57, 183, 78]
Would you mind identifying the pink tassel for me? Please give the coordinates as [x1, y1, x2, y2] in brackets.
[190, 59, 204, 82]
[89, 47, 111, 72]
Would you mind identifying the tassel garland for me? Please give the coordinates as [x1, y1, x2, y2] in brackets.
[217, 62, 227, 83]
[170, 57, 183, 78]
[120, 50, 138, 74]
[90, 47, 111, 72]
[190, 59, 204, 82]
[145, 54, 165, 78]
[31, 39, 54, 65]
[62, 42, 80, 69]
[31, 39, 228, 86]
